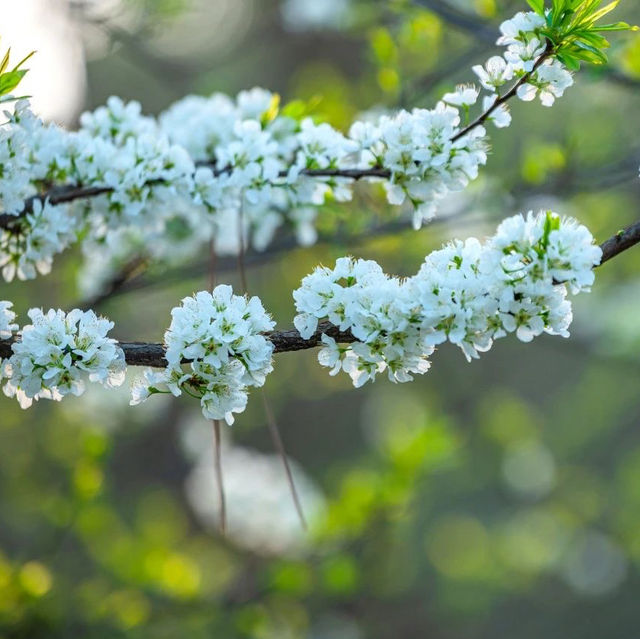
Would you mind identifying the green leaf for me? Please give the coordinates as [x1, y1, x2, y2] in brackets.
[0, 48, 10, 75]
[576, 30, 610, 48]
[557, 51, 581, 69]
[0, 69, 27, 97]
[588, 1, 620, 25]
[11, 50, 34, 73]
[574, 39, 609, 63]
[593, 21, 639, 32]
[526, 0, 546, 16]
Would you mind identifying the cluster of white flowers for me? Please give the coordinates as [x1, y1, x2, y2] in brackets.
[294, 211, 601, 387]
[0, 308, 126, 408]
[351, 103, 489, 229]
[492, 11, 573, 106]
[130, 285, 275, 424]
[1, 198, 77, 281]
[0, 8, 577, 291]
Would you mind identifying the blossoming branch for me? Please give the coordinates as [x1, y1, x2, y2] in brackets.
[0, 9, 594, 289]
[2, 211, 640, 423]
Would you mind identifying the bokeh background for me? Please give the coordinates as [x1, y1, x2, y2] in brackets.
[2, 0, 640, 637]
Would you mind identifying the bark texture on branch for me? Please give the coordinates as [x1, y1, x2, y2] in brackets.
[599, 221, 640, 265]
[0, 322, 356, 368]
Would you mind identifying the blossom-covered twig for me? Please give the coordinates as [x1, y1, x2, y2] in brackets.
[1, 216, 638, 366]
[0, 212, 638, 422]
[451, 41, 552, 142]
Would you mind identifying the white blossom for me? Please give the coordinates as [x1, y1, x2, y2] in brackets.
[442, 85, 480, 107]
[483, 95, 512, 129]
[294, 212, 601, 386]
[2, 308, 126, 408]
[517, 61, 574, 107]
[472, 56, 514, 91]
[497, 12, 546, 46]
[505, 38, 547, 72]
[130, 285, 275, 424]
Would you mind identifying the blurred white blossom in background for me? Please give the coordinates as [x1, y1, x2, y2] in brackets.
[502, 440, 557, 500]
[561, 530, 627, 596]
[181, 415, 326, 555]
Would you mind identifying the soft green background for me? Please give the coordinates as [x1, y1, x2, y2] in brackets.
[2, 1, 640, 637]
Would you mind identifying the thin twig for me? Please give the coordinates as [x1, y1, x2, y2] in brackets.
[237, 203, 248, 294]
[209, 238, 217, 291]
[208, 228, 226, 535]
[212, 419, 226, 535]
[451, 43, 552, 142]
[261, 390, 307, 530]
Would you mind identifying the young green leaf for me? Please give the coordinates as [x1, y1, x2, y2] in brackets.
[0, 48, 10, 75]
[0, 69, 27, 97]
[527, 0, 546, 16]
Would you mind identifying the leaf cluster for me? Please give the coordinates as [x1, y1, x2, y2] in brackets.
[0, 38, 34, 104]
[526, 0, 638, 69]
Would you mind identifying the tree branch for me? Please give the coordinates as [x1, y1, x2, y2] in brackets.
[451, 43, 552, 142]
[1, 221, 640, 367]
[0, 167, 392, 231]
[600, 220, 640, 266]
[0, 321, 356, 367]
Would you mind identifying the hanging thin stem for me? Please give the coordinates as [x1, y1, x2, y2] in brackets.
[261, 389, 307, 530]
[212, 419, 226, 535]
[208, 238, 217, 291]
[237, 201, 248, 294]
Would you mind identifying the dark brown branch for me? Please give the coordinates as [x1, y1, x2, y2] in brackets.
[2, 221, 640, 367]
[0, 321, 356, 367]
[0, 185, 114, 228]
[0, 167, 391, 231]
[600, 221, 640, 266]
[451, 43, 552, 142]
